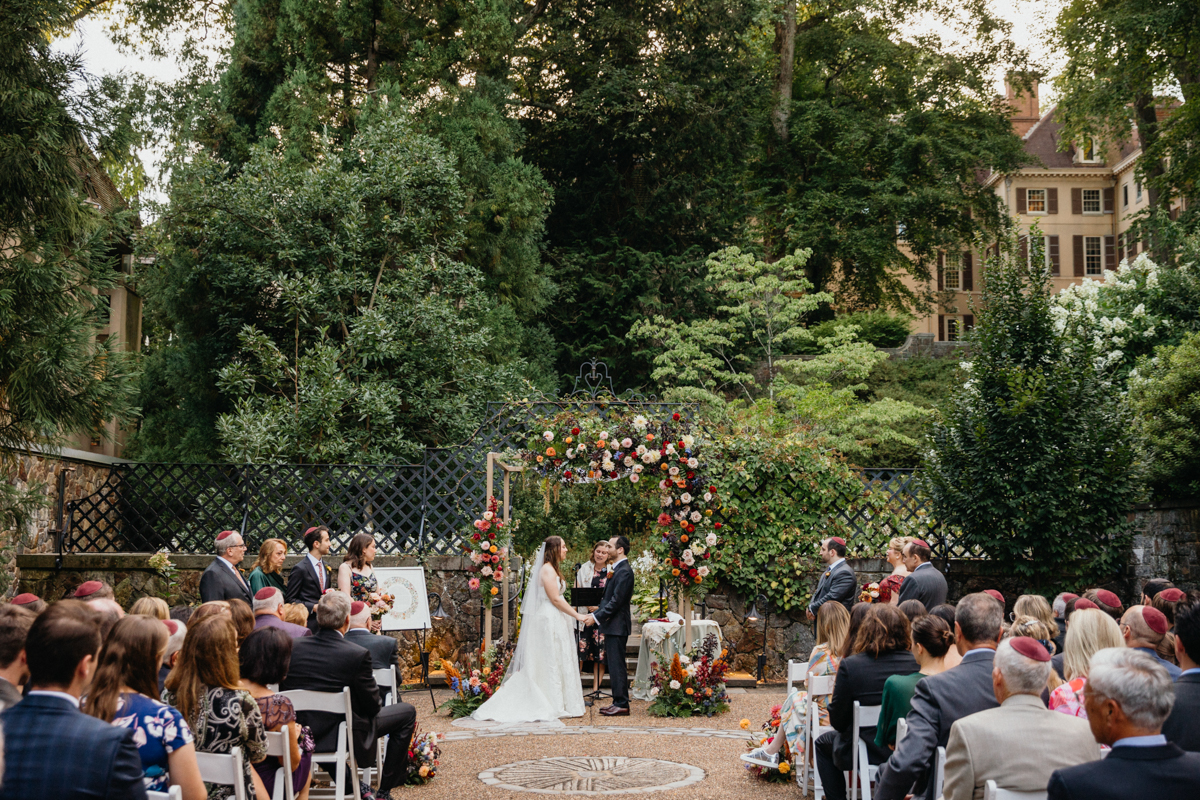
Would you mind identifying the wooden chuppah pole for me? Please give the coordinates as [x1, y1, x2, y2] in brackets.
[502, 466, 512, 640]
[485, 454, 496, 651]
[484, 452, 523, 648]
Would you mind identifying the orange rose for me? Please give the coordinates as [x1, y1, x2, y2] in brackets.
[680, 534, 689, 543]
[546, 447, 556, 457]
[661, 463, 669, 471]
[564, 436, 573, 444]
[685, 687, 694, 695]
[679, 520, 688, 528]
[536, 455, 544, 463]
[598, 440, 606, 448]
[672, 568, 680, 576]
[490, 587, 499, 595]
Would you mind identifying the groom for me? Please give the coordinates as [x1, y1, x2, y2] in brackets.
[586, 535, 634, 716]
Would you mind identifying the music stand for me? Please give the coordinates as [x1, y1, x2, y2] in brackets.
[568, 587, 610, 702]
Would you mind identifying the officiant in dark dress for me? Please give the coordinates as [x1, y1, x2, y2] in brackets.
[576, 541, 611, 693]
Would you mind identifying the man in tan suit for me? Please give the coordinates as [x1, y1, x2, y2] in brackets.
[943, 636, 1101, 800]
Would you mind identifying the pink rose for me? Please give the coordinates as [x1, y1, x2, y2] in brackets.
[468, 578, 480, 591]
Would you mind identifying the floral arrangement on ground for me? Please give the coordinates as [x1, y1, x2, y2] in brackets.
[462, 495, 511, 599]
[401, 726, 443, 785]
[740, 706, 792, 781]
[517, 406, 723, 599]
[646, 633, 730, 717]
[438, 641, 514, 718]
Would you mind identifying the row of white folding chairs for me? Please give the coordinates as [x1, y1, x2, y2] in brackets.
[894, 718, 946, 800]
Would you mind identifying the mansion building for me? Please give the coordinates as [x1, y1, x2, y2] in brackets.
[906, 82, 1185, 342]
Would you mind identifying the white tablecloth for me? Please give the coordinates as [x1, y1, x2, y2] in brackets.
[631, 619, 722, 701]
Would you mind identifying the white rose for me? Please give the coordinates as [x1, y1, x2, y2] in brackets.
[682, 435, 695, 449]
[698, 566, 709, 577]
[566, 448, 575, 459]
[706, 533, 717, 546]
[660, 495, 672, 507]
[651, 451, 662, 462]
[680, 492, 692, 504]
[483, 511, 494, 520]
[669, 466, 679, 476]
[636, 444, 647, 455]
[634, 415, 648, 430]
[481, 566, 493, 577]
[542, 430, 554, 441]
[690, 511, 702, 523]
[624, 456, 634, 467]
[669, 680, 681, 690]
[680, 655, 691, 665]
[621, 437, 633, 449]
[687, 457, 698, 468]
[666, 443, 676, 454]
[642, 452, 654, 463]
[630, 473, 640, 483]
[682, 550, 695, 565]
[600, 431, 610, 440]
[633, 464, 644, 473]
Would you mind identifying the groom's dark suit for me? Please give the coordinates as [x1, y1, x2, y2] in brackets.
[593, 558, 634, 708]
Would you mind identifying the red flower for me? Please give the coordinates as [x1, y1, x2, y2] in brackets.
[672, 412, 681, 421]
[703, 553, 710, 560]
[488, 532, 496, 540]
[687, 524, 695, 533]
[472, 533, 481, 541]
[686, 471, 695, 479]
[678, 440, 685, 448]
[672, 559, 681, 568]
[709, 485, 717, 492]
[564, 470, 573, 479]
[657, 513, 672, 526]
[715, 522, 722, 529]
[571, 427, 581, 435]
[689, 568, 698, 577]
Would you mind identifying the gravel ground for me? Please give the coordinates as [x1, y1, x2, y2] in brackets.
[381, 687, 798, 799]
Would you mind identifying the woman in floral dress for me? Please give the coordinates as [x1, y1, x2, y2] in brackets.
[338, 532, 381, 632]
[1048, 609, 1124, 718]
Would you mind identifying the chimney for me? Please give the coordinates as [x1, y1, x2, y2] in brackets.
[1005, 77, 1040, 137]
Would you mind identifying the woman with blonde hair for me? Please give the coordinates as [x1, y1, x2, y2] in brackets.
[740, 601, 851, 768]
[880, 536, 912, 604]
[248, 539, 287, 594]
[130, 596, 170, 620]
[1013, 594, 1057, 631]
[575, 540, 611, 693]
[1047, 608, 1124, 718]
[1007, 615, 1064, 694]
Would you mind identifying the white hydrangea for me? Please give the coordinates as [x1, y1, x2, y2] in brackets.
[681, 434, 695, 449]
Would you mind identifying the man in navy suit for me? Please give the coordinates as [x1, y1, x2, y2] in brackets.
[807, 536, 856, 619]
[586, 534, 634, 716]
[0, 600, 147, 800]
[286, 526, 334, 633]
[1163, 601, 1200, 751]
[1048, 647, 1200, 800]
[198, 530, 253, 605]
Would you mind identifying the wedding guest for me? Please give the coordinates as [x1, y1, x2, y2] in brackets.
[813, 606, 918, 800]
[1084, 588, 1123, 622]
[1052, 592, 1078, 654]
[130, 597, 170, 620]
[741, 601, 850, 768]
[248, 538, 288, 595]
[339, 533, 382, 634]
[929, 604, 962, 669]
[1141, 578, 1174, 606]
[9, 593, 46, 614]
[238, 628, 314, 800]
[807, 537, 856, 619]
[199, 531, 253, 605]
[285, 526, 333, 633]
[0, 601, 146, 800]
[1120, 605, 1180, 678]
[345, 601, 399, 701]
[159, 619, 187, 695]
[1007, 615, 1064, 697]
[1163, 600, 1200, 751]
[842, 602, 873, 660]
[252, 588, 311, 639]
[875, 593, 1004, 800]
[73, 580, 114, 600]
[1047, 648, 1200, 800]
[876, 614, 954, 749]
[189, 601, 231, 627]
[164, 616, 269, 800]
[1014, 594, 1056, 632]
[280, 592, 415, 798]
[1152, 588, 1187, 629]
[576, 540, 610, 693]
[84, 616, 206, 800]
[943, 638, 1100, 800]
[896, 539, 947, 610]
[280, 604, 309, 628]
[1048, 608, 1124, 719]
[170, 606, 196, 625]
[228, 599, 256, 646]
[0, 604, 35, 711]
[880, 536, 913, 606]
[983, 590, 1005, 607]
[90, 597, 126, 641]
[898, 600, 927, 622]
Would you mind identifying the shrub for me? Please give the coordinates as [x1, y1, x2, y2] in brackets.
[1130, 332, 1200, 499]
[793, 311, 914, 353]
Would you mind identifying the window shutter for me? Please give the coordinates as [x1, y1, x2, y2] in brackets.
[1105, 235, 1116, 270]
[938, 315, 945, 342]
[1019, 235, 1028, 264]
[1016, 188, 1027, 214]
[1103, 187, 1114, 213]
[1118, 236, 1124, 263]
[1049, 235, 1060, 275]
[937, 252, 944, 291]
[1171, 206, 1180, 221]
[962, 253, 973, 291]
[1073, 235, 1085, 276]
[1071, 188, 1083, 215]
[1047, 188, 1059, 214]
[963, 314, 974, 332]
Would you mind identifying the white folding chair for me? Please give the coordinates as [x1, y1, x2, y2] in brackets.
[804, 672, 836, 799]
[265, 724, 296, 800]
[362, 667, 399, 788]
[983, 779, 1047, 800]
[850, 701, 882, 800]
[787, 660, 810, 694]
[280, 687, 360, 800]
[146, 787, 183, 800]
[934, 746, 946, 799]
[196, 750, 247, 800]
[895, 717, 908, 748]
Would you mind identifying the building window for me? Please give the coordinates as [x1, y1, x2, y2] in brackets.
[1085, 236, 1103, 275]
[1123, 185, 1129, 207]
[1082, 189, 1101, 214]
[946, 317, 962, 342]
[1080, 138, 1101, 163]
[1136, 182, 1143, 203]
[1027, 189, 1047, 214]
[943, 251, 962, 290]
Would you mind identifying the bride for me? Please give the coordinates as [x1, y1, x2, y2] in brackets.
[471, 535, 587, 721]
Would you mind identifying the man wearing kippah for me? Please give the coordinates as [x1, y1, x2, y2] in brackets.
[199, 529, 253, 604]
[807, 536, 856, 620]
[897, 538, 947, 610]
[252, 587, 311, 638]
[1120, 605, 1181, 679]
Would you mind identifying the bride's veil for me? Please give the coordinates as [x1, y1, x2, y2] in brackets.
[503, 542, 547, 678]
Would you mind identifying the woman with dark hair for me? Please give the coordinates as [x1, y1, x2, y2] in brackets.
[164, 616, 269, 800]
[239, 628, 314, 800]
[337, 532, 380, 631]
[248, 539, 288, 595]
[929, 603, 962, 668]
[227, 599, 255, 646]
[875, 614, 955, 749]
[85, 616, 206, 800]
[841, 602, 874, 660]
[814, 605, 918, 800]
[898, 599, 927, 621]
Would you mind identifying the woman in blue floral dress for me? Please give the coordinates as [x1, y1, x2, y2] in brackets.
[339, 532, 382, 631]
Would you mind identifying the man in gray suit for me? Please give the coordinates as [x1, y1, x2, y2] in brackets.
[807, 536, 857, 620]
[943, 636, 1100, 800]
[897, 538, 947, 610]
[875, 592, 1004, 800]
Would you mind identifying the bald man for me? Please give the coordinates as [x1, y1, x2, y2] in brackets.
[1121, 605, 1181, 679]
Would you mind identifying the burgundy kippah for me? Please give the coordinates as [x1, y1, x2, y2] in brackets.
[1009, 636, 1050, 662]
[1142, 606, 1169, 636]
[1061, 592, 1079, 602]
[217, 530, 237, 541]
[305, 527, 318, 535]
[162, 619, 180, 635]
[73, 581, 103, 598]
[254, 587, 278, 601]
[1096, 589, 1121, 608]
[830, 537, 846, 546]
[11, 593, 39, 606]
[1159, 588, 1186, 602]
[1074, 598, 1099, 610]
[984, 589, 1004, 603]
[350, 601, 366, 616]
[912, 539, 931, 549]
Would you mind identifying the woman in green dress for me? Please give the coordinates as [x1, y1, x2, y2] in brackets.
[247, 538, 287, 595]
[875, 613, 954, 749]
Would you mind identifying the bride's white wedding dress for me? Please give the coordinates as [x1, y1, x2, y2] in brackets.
[471, 545, 585, 722]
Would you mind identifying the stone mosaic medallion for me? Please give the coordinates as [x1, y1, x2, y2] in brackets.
[478, 756, 704, 795]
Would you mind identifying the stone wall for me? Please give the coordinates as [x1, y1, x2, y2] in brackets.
[1129, 499, 1200, 591]
[15, 552, 522, 685]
